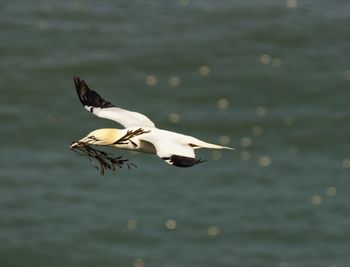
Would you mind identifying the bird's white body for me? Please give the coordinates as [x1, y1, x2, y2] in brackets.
[71, 77, 233, 167]
[76, 126, 232, 166]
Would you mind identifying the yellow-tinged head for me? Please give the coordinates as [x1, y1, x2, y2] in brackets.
[70, 128, 122, 149]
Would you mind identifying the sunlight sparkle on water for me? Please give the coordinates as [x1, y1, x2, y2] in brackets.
[165, 219, 177, 230]
[168, 113, 181, 124]
[286, 0, 298, 9]
[342, 158, 350, 168]
[199, 65, 210, 76]
[256, 106, 267, 116]
[343, 70, 350, 80]
[260, 54, 271, 65]
[259, 156, 271, 167]
[252, 125, 263, 136]
[217, 98, 229, 110]
[219, 135, 231, 146]
[127, 219, 138, 230]
[133, 258, 145, 267]
[326, 186, 337, 197]
[240, 137, 252, 148]
[145, 75, 157, 86]
[207, 226, 220, 237]
[169, 76, 181, 87]
[310, 195, 322, 205]
[279, 262, 289, 267]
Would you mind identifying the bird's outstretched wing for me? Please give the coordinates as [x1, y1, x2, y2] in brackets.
[143, 137, 204, 167]
[73, 76, 155, 128]
[156, 142, 205, 167]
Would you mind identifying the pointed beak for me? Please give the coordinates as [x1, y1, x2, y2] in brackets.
[70, 141, 81, 150]
[70, 136, 94, 150]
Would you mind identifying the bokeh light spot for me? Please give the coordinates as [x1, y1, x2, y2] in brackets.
[219, 135, 231, 146]
[240, 137, 252, 148]
[168, 113, 180, 124]
[169, 76, 181, 87]
[286, 0, 297, 9]
[256, 106, 267, 116]
[199, 65, 210, 76]
[165, 219, 177, 230]
[134, 258, 145, 267]
[252, 125, 263, 136]
[279, 262, 289, 267]
[127, 219, 138, 230]
[326, 186, 337, 197]
[343, 70, 350, 80]
[217, 98, 229, 109]
[207, 226, 220, 236]
[145, 75, 157, 86]
[260, 54, 271, 65]
[310, 195, 322, 205]
[259, 156, 271, 167]
[342, 158, 350, 168]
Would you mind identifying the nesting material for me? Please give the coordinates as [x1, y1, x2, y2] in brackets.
[70, 128, 151, 175]
[71, 142, 137, 175]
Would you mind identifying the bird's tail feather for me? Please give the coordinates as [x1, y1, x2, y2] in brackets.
[190, 139, 234, 150]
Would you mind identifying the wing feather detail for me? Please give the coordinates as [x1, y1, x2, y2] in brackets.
[74, 76, 155, 128]
[142, 135, 203, 167]
[155, 142, 203, 167]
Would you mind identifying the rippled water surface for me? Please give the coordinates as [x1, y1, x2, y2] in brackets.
[1, 1, 350, 267]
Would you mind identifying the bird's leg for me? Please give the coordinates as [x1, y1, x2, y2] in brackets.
[113, 128, 150, 145]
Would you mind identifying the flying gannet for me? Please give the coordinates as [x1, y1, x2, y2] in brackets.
[70, 77, 233, 168]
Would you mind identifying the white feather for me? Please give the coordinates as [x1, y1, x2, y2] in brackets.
[84, 106, 155, 128]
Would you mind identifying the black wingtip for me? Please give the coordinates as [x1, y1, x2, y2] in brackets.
[73, 76, 87, 104]
[73, 76, 82, 89]
[73, 76, 114, 108]
[162, 155, 206, 168]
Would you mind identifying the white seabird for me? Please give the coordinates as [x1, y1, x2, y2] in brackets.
[70, 77, 233, 167]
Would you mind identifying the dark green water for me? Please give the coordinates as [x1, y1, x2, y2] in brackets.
[1, 1, 349, 266]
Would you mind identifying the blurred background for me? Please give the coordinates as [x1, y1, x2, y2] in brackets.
[1, 0, 349, 266]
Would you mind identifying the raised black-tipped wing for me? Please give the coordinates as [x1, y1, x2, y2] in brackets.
[74, 77, 114, 109]
[73, 76, 155, 128]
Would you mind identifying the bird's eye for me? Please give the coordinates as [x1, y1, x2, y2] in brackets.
[89, 136, 97, 141]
